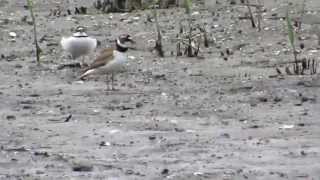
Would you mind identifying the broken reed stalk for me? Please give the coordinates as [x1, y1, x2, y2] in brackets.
[286, 8, 298, 74]
[27, 0, 41, 64]
[153, 3, 164, 57]
[185, 0, 194, 57]
[256, 0, 262, 31]
[176, 36, 182, 56]
[198, 25, 209, 47]
[245, 0, 256, 28]
[176, 22, 183, 56]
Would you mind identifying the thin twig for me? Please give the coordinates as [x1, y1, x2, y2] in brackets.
[153, 4, 164, 57]
[240, 3, 263, 8]
[256, 0, 263, 31]
[245, 0, 256, 28]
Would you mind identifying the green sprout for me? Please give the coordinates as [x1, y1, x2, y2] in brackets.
[27, 0, 41, 64]
[184, 0, 192, 15]
[286, 8, 298, 73]
[286, 10, 295, 53]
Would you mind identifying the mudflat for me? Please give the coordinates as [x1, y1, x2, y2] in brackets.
[0, 0, 320, 179]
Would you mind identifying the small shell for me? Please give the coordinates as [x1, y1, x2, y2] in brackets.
[9, 32, 17, 37]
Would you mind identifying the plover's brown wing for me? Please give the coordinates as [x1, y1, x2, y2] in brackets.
[100, 47, 115, 55]
[86, 48, 115, 70]
[79, 48, 115, 79]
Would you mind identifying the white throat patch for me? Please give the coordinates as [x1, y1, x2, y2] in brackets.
[117, 39, 127, 48]
[73, 32, 88, 37]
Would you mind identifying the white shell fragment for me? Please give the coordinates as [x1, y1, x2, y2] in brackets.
[8, 31, 17, 42]
[9, 32, 17, 37]
[279, 124, 294, 129]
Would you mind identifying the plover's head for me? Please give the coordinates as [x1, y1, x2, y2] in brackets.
[73, 26, 88, 37]
[116, 34, 135, 52]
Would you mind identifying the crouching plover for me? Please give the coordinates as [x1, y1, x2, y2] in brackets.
[79, 34, 135, 90]
[61, 26, 97, 65]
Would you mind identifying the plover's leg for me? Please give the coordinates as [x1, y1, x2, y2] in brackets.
[81, 56, 86, 67]
[111, 73, 119, 91]
[111, 73, 115, 91]
[106, 74, 111, 91]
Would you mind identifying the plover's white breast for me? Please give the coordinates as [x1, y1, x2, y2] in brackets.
[105, 50, 127, 72]
[61, 36, 97, 59]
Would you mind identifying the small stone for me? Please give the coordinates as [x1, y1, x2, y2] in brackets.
[15, 64, 23, 69]
[273, 97, 282, 102]
[258, 97, 268, 102]
[249, 125, 260, 129]
[136, 102, 143, 108]
[99, 141, 111, 146]
[149, 135, 156, 140]
[72, 164, 93, 172]
[35, 170, 45, 174]
[9, 32, 17, 38]
[174, 128, 184, 132]
[125, 169, 134, 175]
[0, 18, 9, 25]
[30, 94, 40, 97]
[161, 168, 169, 175]
[6, 115, 16, 120]
[34, 151, 50, 157]
[221, 133, 230, 138]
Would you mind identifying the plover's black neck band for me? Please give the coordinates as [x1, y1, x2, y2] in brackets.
[116, 39, 128, 52]
[73, 35, 89, 38]
[73, 32, 89, 38]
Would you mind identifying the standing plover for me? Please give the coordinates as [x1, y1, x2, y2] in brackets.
[79, 34, 135, 90]
[61, 26, 97, 64]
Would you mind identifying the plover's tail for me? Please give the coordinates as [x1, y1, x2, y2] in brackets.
[60, 37, 70, 51]
[79, 69, 95, 80]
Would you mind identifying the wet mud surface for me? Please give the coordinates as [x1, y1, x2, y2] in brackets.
[0, 0, 320, 179]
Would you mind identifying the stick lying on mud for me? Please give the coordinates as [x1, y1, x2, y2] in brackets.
[245, 0, 256, 28]
[57, 62, 82, 70]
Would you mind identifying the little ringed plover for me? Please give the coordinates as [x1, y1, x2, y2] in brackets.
[79, 34, 135, 90]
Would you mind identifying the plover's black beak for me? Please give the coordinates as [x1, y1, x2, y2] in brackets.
[128, 46, 137, 50]
[127, 36, 135, 44]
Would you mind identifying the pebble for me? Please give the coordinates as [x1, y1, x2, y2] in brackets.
[6, 115, 16, 120]
[9, 32, 16, 38]
[99, 141, 111, 146]
[149, 135, 156, 140]
[72, 163, 93, 172]
[8, 32, 17, 41]
[161, 168, 169, 175]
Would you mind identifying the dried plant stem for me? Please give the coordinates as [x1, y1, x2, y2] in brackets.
[198, 25, 209, 47]
[27, 0, 41, 64]
[256, 0, 262, 31]
[240, 3, 263, 8]
[153, 7, 164, 57]
[245, 0, 256, 28]
[177, 40, 199, 51]
[186, 3, 194, 57]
